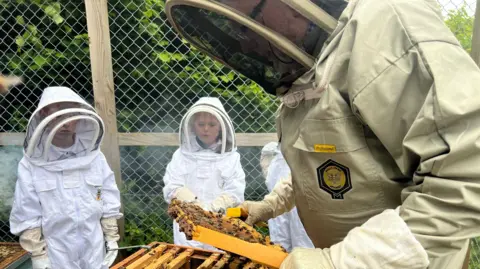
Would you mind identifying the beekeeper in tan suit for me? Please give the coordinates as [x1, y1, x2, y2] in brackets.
[164, 0, 480, 268]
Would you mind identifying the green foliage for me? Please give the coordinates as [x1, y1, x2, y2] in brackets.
[107, 0, 278, 133]
[2, 0, 480, 263]
[121, 213, 173, 256]
[3, 0, 90, 74]
[255, 225, 269, 237]
[0, 0, 278, 133]
[119, 173, 174, 255]
[0, 0, 93, 132]
[470, 238, 480, 269]
[444, 4, 475, 53]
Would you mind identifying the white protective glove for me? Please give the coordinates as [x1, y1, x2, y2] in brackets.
[31, 255, 52, 269]
[175, 187, 198, 202]
[19, 228, 51, 269]
[103, 241, 118, 267]
[280, 207, 430, 269]
[174, 187, 205, 208]
[101, 218, 120, 267]
[209, 194, 238, 214]
[240, 177, 295, 226]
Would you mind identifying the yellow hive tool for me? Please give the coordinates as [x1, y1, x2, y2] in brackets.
[166, 199, 287, 268]
[226, 207, 269, 228]
[192, 225, 288, 269]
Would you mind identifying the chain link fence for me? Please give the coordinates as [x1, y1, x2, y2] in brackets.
[0, 0, 479, 267]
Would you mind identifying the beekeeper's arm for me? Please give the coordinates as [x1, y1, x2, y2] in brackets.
[349, 15, 480, 269]
[162, 150, 198, 203]
[97, 153, 123, 266]
[9, 160, 51, 268]
[281, 1, 480, 269]
[209, 153, 246, 213]
[240, 175, 295, 226]
[242, 143, 294, 226]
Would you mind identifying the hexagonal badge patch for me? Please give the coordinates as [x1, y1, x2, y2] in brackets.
[317, 159, 352, 199]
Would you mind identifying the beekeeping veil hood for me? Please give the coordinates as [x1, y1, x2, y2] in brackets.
[23, 86, 104, 171]
[165, 0, 347, 95]
[179, 97, 236, 156]
[260, 141, 279, 179]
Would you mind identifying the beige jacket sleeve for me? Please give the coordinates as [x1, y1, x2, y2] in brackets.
[348, 0, 480, 259]
[266, 176, 296, 217]
[240, 176, 295, 225]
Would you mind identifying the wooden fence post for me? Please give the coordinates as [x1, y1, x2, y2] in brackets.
[471, 0, 480, 66]
[84, 0, 124, 239]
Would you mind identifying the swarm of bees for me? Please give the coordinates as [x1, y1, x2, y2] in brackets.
[167, 198, 286, 269]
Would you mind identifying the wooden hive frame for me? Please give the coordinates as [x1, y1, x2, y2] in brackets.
[0, 242, 28, 268]
[111, 242, 271, 269]
[166, 199, 287, 268]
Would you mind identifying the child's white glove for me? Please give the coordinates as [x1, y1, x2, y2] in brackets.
[103, 241, 118, 267]
[101, 217, 120, 267]
[20, 228, 51, 269]
[175, 187, 197, 202]
[209, 195, 237, 214]
[31, 255, 51, 269]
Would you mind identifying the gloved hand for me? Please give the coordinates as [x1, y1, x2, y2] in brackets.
[240, 200, 275, 226]
[279, 207, 429, 269]
[240, 177, 295, 226]
[102, 241, 118, 267]
[19, 228, 50, 269]
[31, 255, 51, 269]
[174, 187, 199, 202]
[209, 194, 237, 214]
[101, 217, 120, 267]
[174, 187, 205, 209]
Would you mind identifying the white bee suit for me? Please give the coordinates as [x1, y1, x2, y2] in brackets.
[163, 97, 246, 250]
[9, 86, 122, 269]
[262, 143, 314, 252]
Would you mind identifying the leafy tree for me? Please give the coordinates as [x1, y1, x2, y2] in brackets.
[2, 1, 478, 261]
[444, 4, 475, 53]
[0, 0, 273, 244]
[0, 0, 278, 134]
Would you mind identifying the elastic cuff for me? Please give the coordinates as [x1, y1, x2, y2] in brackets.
[101, 217, 120, 242]
[19, 228, 47, 257]
[31, 253, 48, 260]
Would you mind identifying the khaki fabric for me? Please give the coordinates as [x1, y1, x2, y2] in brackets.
[462, 244, 471, 269]
[276, 0, 480, 268]
[240, 177, 295, 225]
[280, 207, 430, 269]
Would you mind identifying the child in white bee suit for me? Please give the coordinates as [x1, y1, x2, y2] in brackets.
[163, 97, 246, 250]
[260, 142, 314, 252]
[9, 86, 123, 269]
